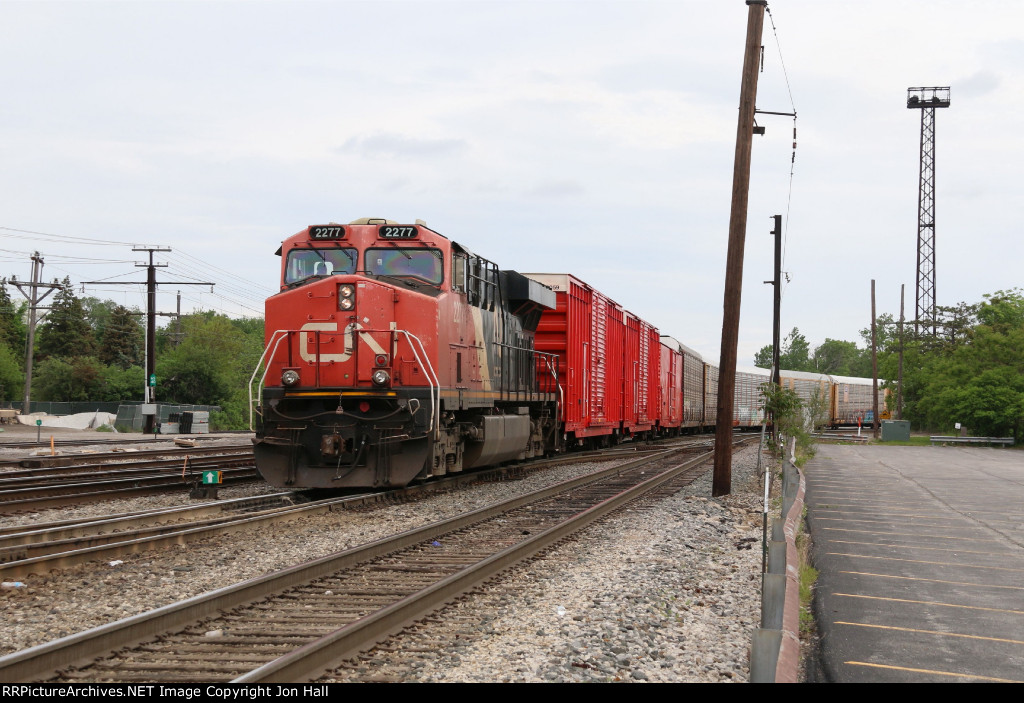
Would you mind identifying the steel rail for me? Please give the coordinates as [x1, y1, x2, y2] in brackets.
[1, 445, 252, 472]
[237, 446, 726, 683]
[0, 493, 292, 539]
[0, 466, 258, 512]
[0, 492, 371, 579]
[0, 443, 676, 577]
[0, 446, 692, 682]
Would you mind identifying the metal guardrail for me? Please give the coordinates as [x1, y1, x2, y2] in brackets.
[750, 438, 804, 683]
[929, 435, 1014, 447]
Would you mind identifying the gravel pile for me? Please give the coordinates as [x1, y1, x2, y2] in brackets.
[0, 442, 773, 683]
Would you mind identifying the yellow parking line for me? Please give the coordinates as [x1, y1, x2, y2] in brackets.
[812, 512, 962, 522]
[836, 621, 1024, 646]
[810, 504, 949, 513]
[823, 527, 999, 543]
[827, 552, 1024, 573]
[840, 570, 1024, 592]
[810, 498, 933, 506]
[836, 593, 1024, 616]
[829, 540, 1010, 557]
[845, 661, 1022, 683]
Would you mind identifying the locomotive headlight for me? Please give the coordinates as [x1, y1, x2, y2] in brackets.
[371, 369, 390, 387]
[338, 284, 355, 311]
[281, 369, 301, 386]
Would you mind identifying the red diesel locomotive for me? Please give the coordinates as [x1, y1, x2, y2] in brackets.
[251, 218, 560, 488]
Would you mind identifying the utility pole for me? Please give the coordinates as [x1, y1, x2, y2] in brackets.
[898, 284, 905, 420]
[8, 253, 62, 414]
[85, 247, 213, 433]
[714, 0, 767, 497]
[871, 280, 879, 439]
[139, 247, 168, 419]
[763, 215, 782, 439]
[769, 215, 782, 390]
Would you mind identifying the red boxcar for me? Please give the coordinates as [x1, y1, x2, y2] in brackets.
[658, 336, 684, 434]
[525, 273, 625, 448]
[623, 311, 659, 436]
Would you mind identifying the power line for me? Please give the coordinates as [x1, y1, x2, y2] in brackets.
[0, 225, 150, 248]
[765, 5, 799, 302]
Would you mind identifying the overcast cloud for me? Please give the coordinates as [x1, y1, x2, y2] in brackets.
[1, 0, 1021, 368]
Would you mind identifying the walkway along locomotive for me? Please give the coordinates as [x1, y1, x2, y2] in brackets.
[250, 218, 887, 489]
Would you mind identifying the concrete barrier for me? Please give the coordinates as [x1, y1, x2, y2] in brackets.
[749, 452, 805, 683]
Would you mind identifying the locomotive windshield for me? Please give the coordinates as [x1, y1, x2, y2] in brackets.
[284, 247, 357, 285]
[365, 248, 443, 285]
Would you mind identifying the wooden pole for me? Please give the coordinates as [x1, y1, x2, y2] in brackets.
[898, 284, 905, 420]
[713, 0, 767, 496]
[871, 280, 879, 439]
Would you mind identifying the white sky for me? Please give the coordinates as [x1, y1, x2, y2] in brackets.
[1, 0, 1020, 366]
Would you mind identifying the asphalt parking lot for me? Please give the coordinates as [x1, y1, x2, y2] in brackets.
[804, 444, 1024, 683]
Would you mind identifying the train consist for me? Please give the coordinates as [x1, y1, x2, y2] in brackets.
[251, 219, 885, 489]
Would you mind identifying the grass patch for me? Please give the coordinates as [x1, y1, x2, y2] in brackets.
[796, 529, 818, 637]
[870, 435, 932, 446]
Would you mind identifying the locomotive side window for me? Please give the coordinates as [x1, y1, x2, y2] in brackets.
[284, 248, 357, 285]
[365, 248, 443, 285]
[452, 253, 467, 292]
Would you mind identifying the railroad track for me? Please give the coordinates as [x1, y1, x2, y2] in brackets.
[0, 435, 245, 450]
[0, 441, 712, 577]
[0, 443, 690, 578]
[0, 451, 259, 512]
[0, 438, 749, 683]
[0, 444, 253, 470]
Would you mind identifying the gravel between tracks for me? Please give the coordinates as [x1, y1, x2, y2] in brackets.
[326, 444, 770, 683]
[0, 440, 773, 683]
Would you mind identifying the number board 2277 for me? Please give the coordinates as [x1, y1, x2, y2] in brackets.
[379, 225, 418, 239]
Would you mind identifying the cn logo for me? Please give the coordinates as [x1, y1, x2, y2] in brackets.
[299, 322, 388, 362]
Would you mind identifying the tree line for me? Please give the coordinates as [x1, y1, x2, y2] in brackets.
[0, 279, 264, 430]
[754, 289, 1024, 439]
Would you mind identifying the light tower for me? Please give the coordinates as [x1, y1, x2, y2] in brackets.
[907, 86, 950, 336]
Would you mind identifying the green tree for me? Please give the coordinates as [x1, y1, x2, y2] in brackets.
[754, 327, 813, 372]
[780, 328, 811, 371]
[82, 297, 115, 340]
[753, 344, 773, 369]
[36, 278, 96, 360]
[97, 365, 146, 402]
[156, 313, 250, 407]
[0, 344, 25, 401]
[761, 383, 816, 464]
[811, 338, 867, 376]
[33, 356, 104, 402]
[893, 290, 1024, 439]
[0, 284, 26, 353]
[756, 328, 815, 372]
[99, 305, 143, 369]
